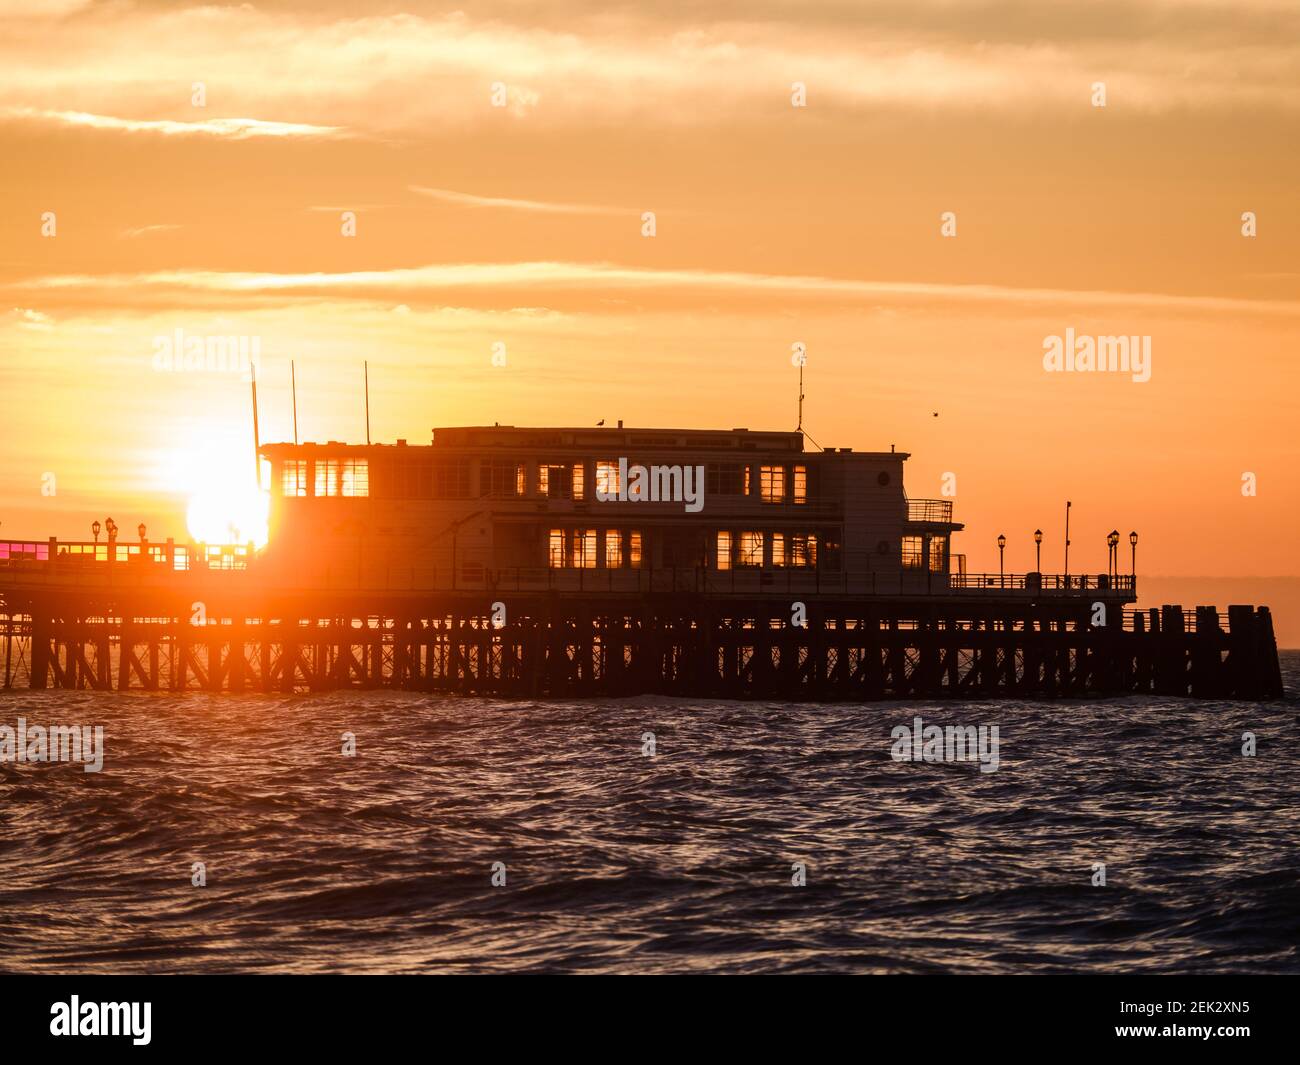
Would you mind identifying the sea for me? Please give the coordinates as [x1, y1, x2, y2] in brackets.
[2, 652, 1297, 974]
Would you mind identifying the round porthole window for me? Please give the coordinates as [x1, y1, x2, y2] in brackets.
[877, 471, 890, 486]
[877, 540, 890, 555]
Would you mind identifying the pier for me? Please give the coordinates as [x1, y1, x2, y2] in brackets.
[0, 540, 1283, 699]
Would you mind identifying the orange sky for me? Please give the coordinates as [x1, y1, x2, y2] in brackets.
[1, 0, 1297, 578]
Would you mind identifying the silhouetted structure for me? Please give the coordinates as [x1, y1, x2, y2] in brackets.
[0, 425, 1283, 699]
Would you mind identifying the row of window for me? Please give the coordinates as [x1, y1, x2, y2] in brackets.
[279, 458, 811, 502]
[548, 529, 644, 569]
[716, 531, 818, 569]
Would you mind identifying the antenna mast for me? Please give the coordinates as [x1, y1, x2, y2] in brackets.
[364, 360, 371, 446]
[250, 362, 262, 490]
[797, 359, 805, 431]
[291, 360, 299, 446]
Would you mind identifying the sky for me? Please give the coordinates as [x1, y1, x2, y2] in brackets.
[1, 0, 1297, 580]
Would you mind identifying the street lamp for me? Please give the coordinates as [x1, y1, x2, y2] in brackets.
[1129, 530, 1138, 580]
[91, 520, 101, 544]
[1107, 530, 1119, 579]
[1033, 528, 1042, 573]
[105, 517, 118, 542]
[997, 533, 1006, 586]
[138, 522, 147, 543]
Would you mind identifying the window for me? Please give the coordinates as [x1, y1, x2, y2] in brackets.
[716, 531, 732, 571]
[738, 532, 763, 567]
[573, 528, 597, 569]
[789, 534, 818, 567]
[902, 535, 924, 570]
[596, 461, 621, 498]
[341, 459, 369, 497]
[315, 459, 341, 497]
[793, 465, 807, 504]
[771, 533, 785, 567]
[929, 537, 947, 573]
[628, 531, 643, 568]
[433, 461, 470, 499]
[539, 463, 584, 500]
[548, 528, 566, 568]
[282, 460, 307, 497]
[605, 529, 622, 568]
[707, 463, 745, 496]
[482, 460, 524, 498]
[760, 465, 786, 503]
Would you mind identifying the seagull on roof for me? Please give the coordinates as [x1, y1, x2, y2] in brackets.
[597, 419, 605, 426]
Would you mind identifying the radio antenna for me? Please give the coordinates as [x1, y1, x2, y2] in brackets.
[364, 360, 371, 445]
[291, 360, 299, 446]
[250, 361, 262, 490]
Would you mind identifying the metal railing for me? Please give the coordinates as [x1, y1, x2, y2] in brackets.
[0, 539, 257, 571]
[949, 572, 1135, 593]
[906, 499, 953, 523]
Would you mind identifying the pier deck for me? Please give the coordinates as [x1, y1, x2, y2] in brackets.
[0, 545, 1282, 699]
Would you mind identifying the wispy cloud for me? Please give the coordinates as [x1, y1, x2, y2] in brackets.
[408, 185, 629, 216]
[0, 7, 1295, 137]
[1, 108, 344, 139]
[11, 262, 1300, 317]
[118, 224, 182, 239]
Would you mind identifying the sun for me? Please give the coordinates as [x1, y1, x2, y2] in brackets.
[186, 482, 269, 548]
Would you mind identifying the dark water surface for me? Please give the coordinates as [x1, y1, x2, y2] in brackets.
[2, 654, 1298, 974]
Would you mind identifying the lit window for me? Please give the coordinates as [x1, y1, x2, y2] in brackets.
[548, 529, 566, 568]
[790, 534, 818, 567]
[629, 531, 643, 568]
[596, 461, 621, 497]
[738, 532, 763, 567]
[929, 537, 947, 572]
[716, 531, 732, 570]
[605, 529, 622, 568]
[573, 528, 597, 569]
[282, 460, 308, 497]
[793, 465, 807, 504]
[315, 459, 341, 497]
[771, 533, 785, 567]
[341, 459, 369, 497]
[902, 535, 924, 570]
[760, 465, 786, 503]
[539, 464, 583, 500]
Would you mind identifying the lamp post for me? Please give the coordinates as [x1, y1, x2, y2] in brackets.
[105, 517, 117, 543]
[1064, 500, 1071, 586]
[1033, 528, 1042, 573]
[91, 520, 101, 545]
[1129, 530, 1138, 582]
[997, 533, 1006, 586]
[1108, 530, 1119, 580]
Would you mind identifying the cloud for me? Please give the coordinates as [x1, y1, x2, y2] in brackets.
[1, 108, 344, 139]
[119, 224, 182, 239]
[409, 185, 629, 215]
[11, 262, 1300, 317]
[0, 6, 1294, 137]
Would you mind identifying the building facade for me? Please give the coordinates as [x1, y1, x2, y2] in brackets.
[258, 425, 963, 594]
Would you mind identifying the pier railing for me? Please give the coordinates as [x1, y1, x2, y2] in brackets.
[0, 539, 255, 571]
[949, 572, 1134, 593]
